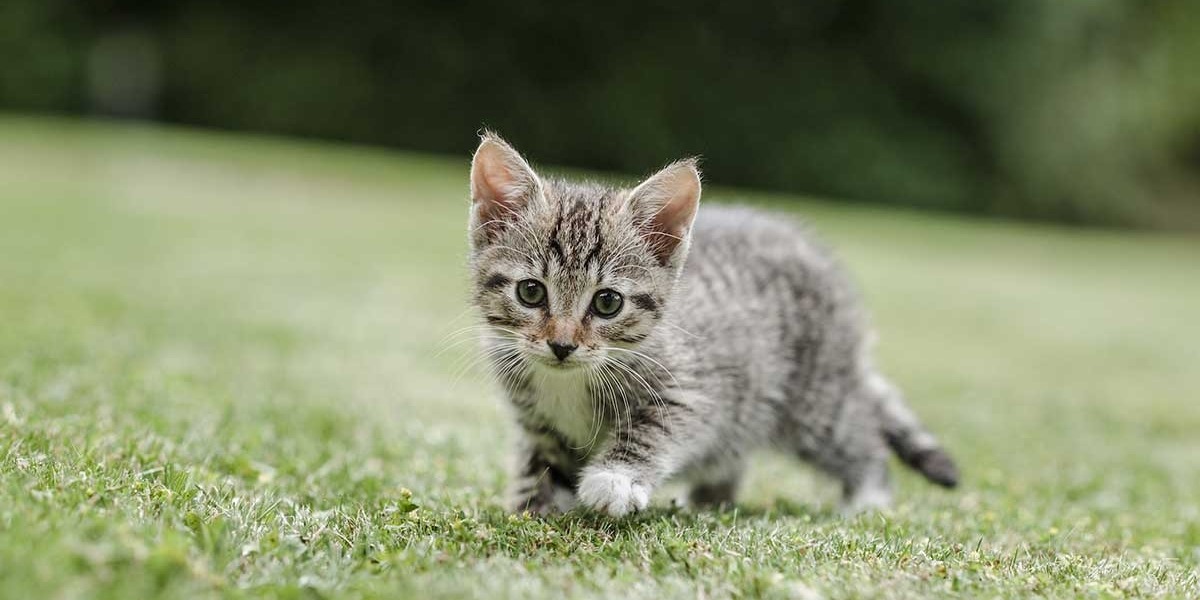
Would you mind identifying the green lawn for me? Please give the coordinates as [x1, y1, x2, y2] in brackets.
[1, 116, 1198, 599]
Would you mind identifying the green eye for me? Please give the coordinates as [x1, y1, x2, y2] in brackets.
[515, 279, 547, 307]
[591, 289, 623, 318]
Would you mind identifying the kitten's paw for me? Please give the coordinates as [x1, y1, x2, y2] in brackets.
[840, 485, 893, 516]
[510, 485, 577, 516]
[577, 467, 650, 517]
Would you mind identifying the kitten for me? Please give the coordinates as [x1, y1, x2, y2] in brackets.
[466, 133, 958, 517]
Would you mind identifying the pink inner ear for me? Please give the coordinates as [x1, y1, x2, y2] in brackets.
[473, 168, 516, 225]
[646, 203, 688, 263]
[472, 151, 517, 210]
[653, 194, 695, 238]
[637, 166, 700, 265]
[470, 139, 537, 242]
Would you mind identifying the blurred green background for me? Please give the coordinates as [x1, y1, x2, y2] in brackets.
[3, 5, 1200, 597]
[4, 0, 1198, 228]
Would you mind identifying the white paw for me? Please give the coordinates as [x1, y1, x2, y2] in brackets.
[841, 486, 893, 516]
[577, 467, 651, 517]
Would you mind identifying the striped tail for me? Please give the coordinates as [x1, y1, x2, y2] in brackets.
[868, 374, 960, 488]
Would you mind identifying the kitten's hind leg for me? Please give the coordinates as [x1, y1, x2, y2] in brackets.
[685, 462, 745, 509]
[801, 382, 896, 515]
[839, 456, 893, 515]
[688, 478, 741, 509]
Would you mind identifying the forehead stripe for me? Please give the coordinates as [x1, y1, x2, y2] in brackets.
[584, 210, 603, 269]
[545, 201, 566, 269]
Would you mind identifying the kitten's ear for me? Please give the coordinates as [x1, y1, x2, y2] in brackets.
[469, 132, 542, 246]
[623, 159, 702, 266]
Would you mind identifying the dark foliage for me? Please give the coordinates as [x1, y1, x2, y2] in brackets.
[3, 0, 1197, 227]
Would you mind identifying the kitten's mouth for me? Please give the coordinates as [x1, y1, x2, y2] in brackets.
[531, 355, 585, 370]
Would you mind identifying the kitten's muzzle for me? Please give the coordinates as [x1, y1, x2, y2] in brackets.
[547, 341, 577, 361]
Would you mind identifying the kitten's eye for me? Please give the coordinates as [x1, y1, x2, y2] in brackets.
[515, 279, 547, 307]
[591, 289, 623, 318]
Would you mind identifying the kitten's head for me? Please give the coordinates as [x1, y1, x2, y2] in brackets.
[467, 132, 700, 372]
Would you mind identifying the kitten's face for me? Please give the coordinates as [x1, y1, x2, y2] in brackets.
[466, 134, 700, 374]
[471, 181, 671, 370]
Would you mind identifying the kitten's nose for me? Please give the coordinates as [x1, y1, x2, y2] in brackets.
[547, 341, 577, 361]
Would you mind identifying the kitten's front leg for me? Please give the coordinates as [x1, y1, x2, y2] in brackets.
[509, 427, 578, 515]
[577, 399, 700, 517]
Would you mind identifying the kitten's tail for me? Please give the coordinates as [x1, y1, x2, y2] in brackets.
[867, 374, 960, 488]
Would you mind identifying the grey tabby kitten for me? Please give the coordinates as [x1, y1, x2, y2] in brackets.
[466, 133, 958, 517]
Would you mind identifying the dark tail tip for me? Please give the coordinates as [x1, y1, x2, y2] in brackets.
[913, 448, 960, 488]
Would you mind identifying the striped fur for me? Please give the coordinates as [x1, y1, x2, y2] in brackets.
[467, 134, 958, 517]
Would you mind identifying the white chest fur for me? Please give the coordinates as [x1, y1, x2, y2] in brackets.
[529, 368, 602, 448]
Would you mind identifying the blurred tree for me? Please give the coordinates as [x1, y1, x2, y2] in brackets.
[2, 0, 1197, 228]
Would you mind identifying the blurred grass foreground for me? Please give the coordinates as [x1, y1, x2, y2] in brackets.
[4, 1, 1200, 228]
[0, 116, 1198, 597]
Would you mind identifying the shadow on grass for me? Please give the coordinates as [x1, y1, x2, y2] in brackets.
[473, 497, 839, 535]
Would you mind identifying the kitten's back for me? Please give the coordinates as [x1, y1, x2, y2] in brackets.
[673, 204, 864, 356]
[667, 204, 959, 490]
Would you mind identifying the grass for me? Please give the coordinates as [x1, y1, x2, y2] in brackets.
[0, 115, 1198, 599]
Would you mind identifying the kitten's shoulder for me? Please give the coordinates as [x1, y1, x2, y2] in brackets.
[690, 204, 832, 260]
